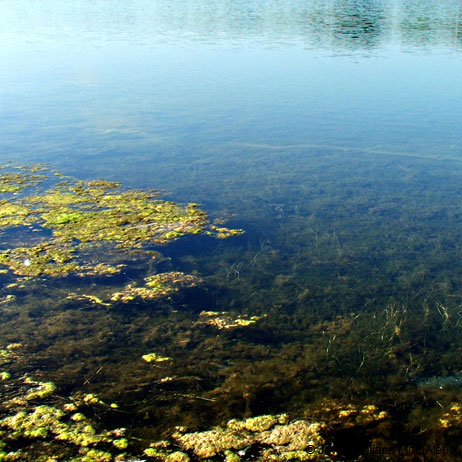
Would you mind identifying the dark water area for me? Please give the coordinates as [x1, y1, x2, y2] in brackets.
[1, 1, 462, 460]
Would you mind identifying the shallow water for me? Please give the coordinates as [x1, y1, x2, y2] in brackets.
[1, 0, 462, 460]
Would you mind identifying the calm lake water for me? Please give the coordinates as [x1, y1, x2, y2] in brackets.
[1, 0, 462, 460]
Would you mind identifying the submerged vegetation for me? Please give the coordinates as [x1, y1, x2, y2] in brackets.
[0, 347, 129, 461]
[0, 343, 395, 462]
[3, 157, 462, 460]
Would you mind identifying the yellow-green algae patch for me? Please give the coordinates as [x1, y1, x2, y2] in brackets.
[167, 414, 333, 461]
[198, 311, 265, 330]
[0, 295, 15, 306]
[0, 344, 21, 367]
[64, 272, 202, 307]
[110, 272, 201, 303]
[0, 243, 78, 277]
[65, 293, 112, 307]
[0, 171, 46, 194]
[23, 379, 56, 401]
[0, 202, 36, 227]
[0, 363, 129, 462]
[0, 164, 243, 296]
[139, 407, 391, 461]
[142, 353, 172, 363]
[0, 349, 346, 462]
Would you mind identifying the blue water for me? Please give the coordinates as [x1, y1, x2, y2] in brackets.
[1, 0, 461, 200]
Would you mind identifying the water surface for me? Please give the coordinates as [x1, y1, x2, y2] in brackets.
[1, 0, 462, 459]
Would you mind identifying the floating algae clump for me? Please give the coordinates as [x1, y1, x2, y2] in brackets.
[142, 353, 172, 363]
[0, 170, 46, 193]
[169, 414, 334, 461]
[0, 164, 243, 295]
[198, 312, 264, 330]
[23, 379, 56, 400]
[110, 272, 201, 303]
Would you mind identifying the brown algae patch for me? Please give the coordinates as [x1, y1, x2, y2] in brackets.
[0, 164, 243, 296]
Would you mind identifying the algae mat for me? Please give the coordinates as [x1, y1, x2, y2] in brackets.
[0, 163, 243, 303]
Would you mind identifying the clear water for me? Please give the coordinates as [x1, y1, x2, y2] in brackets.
[1, 0, 462, 459]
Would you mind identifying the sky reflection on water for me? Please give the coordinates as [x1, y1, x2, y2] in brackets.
[0, 0, 461, 180]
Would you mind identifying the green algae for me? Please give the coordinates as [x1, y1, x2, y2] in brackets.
[112, 439, 128, 450]
[110, 272, 201, 303]
[23, 379, 56, 401]
[144, 447, 163, 458]
[198, 311, 264, 330]
[165, 452, 190, 462]
[168, 414, 331, 461]
[0, 243, 78, 277]
[0, 367, 129, 462]
[0, 164, 243, 298]
[0, 345, 21, 368]
[65, 293, 112, 307]
[0, 202, 36, 227]
[73, 449, 113, 462]
[0, 171, 46, 194]
[142, 353, 172, 363]
[224, 450, 241, 462]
